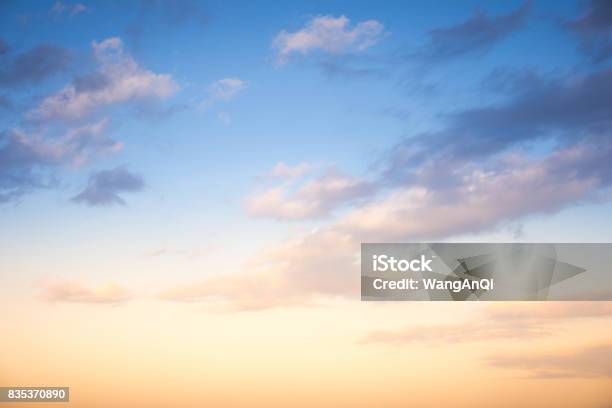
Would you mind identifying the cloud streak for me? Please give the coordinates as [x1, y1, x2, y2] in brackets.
[36, 280, 132, 304]
[411, 2, 530, 63]
[486, 343, 612, 378]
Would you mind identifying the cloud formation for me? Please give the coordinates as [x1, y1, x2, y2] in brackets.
[0, 121, 122, 202]
[412, 2, 530, 63]
[72, 166, 145, 206]
[0, 44, 71, 87]
[37, 280, 132, 304]
[1, 36, 174, 204]
[169, 57, 612, 310]
[246, 164, 376, 220]
[567, 0, 612, 63]
[273, 15, 384, 64]
[167, 137, 612, 311]
[30, 37, 178, 121]
[384, 68, 612, 183]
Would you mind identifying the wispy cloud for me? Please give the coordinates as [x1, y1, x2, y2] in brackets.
[36, 280, 132, 304]
[72, 166, 145, 206]
[246, 164, 376, 220]
[260, 162, 314, 181]
[410, 2, 530, 63]
[485, 302, 612, 321]
[201, 78, 247, 110]
[50, 1, 89, 18]
[566, 0, 612, 63]
[360, 321, 554, 346]
[361, 302, 612, 346]
[273, 15, 385, 64]
[485, 343, 612, 378]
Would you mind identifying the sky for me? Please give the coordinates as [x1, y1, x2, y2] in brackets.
[1, 0, 612, 407]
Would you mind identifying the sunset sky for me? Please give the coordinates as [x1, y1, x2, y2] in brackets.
[1, 1, 611, 406]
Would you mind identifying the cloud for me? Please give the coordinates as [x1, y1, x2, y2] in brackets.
[273, 15, 384, 64]
[143, 246, 212, 258]
[167, 62, 612, 308]
[413, 2, 530, 63]
[0, 119, 124, 202]
[41, 118, 123, 167]
[217, 112, 231, 125]
[163, 13, 612, 311]
[361, 302, 612, 346]
[0, 44, 71, 87]
[485, 302, 612, 321]
[37, 280, 132, 304]
[485, 343, 612, 378]
[384, 68, 612, 182]
[160, 228, 358, 311]
[72, 166, 145, 206]
[201, 78, 247, 110]
[360, 322, 553, 346]
[165, 138, 612, 311]
[566, 0, 612, 63]
[50, 1, 89, 17]
[1, 37, 170, 204]
[30, 37, 178, 121]
[343, 142, 611, 241]
[246, 165, 377, 220]
[0, 130, 53, 203]
[50, 1, 66, 16]
[261, 162, 313, 180]
[71, 3, 87, 16]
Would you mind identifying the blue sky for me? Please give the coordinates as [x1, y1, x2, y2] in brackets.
[2, 0, 612, 307]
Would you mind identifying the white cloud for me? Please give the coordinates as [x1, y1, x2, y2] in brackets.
[29, 37, 178, 121]
[263, 162, 313, 180]
[245, 165, 376, 220]
[164, 142, 611, 310]
[201, 77, 247, 109]
[273, 15, 384, 64]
